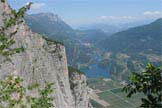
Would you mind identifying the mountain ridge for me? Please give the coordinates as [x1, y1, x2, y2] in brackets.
[99, 18, 162, 54]
[25, 12, 162, 81]
[98, 18, 162, 81]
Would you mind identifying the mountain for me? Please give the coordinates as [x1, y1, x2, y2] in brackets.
[0, 1, 92, 108]
[25, 13, 110, 70]
[77, 23, 121, 34]
[119, 19, 157, 30]
[77, 19, 154, 35]
[25, 13, 75, 38]
[98, 19, 162, 81]
[100, 18, 162, 54]
[25, 12, 162, 81]
[25, 13, 87, 67]
[75, 29, 109, 44]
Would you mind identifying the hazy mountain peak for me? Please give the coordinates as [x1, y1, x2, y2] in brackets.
[152, 18, 162, 24]
[25, 12, 74, 36]
[29, 12, 61, 22]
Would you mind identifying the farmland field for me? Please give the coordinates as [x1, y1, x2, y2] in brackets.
[88, 78, 143, 108]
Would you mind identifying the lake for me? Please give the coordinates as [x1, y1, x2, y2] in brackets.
[80, 63, 110, 78]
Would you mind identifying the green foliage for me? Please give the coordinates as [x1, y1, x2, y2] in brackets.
[68, 66, 84, 91]
[0, 0, 5, 3]
[0, 1, 54, 107]
[30, 82, 54, 108]
[0, 76, 25, 108]
[99, 19, 162, 81]
[122, 64, 162, 108]
[0, 75, 54, 108]
[42, 36, 64, 46]
[68, 66, 84, 75]
[0, 1, 32, 58]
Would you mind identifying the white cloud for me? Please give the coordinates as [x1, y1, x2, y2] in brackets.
[99, 16, 135, 20]
[31, 3, 45, 10]
[121, 16, 135, 19]
[142, 11, 162, 20]
[100, 16, 116, 20]
[67, 11, 162, 27]
[97, 11, 162, 24]
[97, 16, 136, 24]
[143, 11, 161, 16]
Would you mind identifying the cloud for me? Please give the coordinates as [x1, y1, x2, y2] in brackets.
[31, 3, 45, 10]
[143, 11, 161, 16]
[67, 11, 162, 27]
[143, 11, 162, 20]
[97, 11, 162, 24]
[96, 15, 136, 24]
[100, 16, 115, 20]
[99, 16, 135, 20]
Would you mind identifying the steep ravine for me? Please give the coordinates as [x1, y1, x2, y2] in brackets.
[0, 1, 92, 108]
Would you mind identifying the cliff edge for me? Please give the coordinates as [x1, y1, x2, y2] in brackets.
[0, 1, 92, 108]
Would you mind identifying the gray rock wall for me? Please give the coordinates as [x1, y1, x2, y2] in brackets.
[69, 71, 93, 108]
[0, 1, 93, 108]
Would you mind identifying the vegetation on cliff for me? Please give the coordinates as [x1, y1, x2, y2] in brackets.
[0, 0, 54, 107]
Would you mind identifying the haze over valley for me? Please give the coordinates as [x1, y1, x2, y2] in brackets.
[4, 0, 162, 107]
[24, 12, 162, 80]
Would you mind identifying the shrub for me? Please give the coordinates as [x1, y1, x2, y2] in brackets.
[122, 64, 162, 108]
[0, 75, 54, 108]
[0, 1, 54, 107]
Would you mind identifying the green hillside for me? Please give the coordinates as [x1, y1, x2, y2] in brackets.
[100, 18, 161, 54]
[98, 19, 162, 81]
[25, 13, 162, 81]
[75, 29, 109, 44]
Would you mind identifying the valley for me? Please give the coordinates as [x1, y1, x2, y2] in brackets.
[25, 13, 161, 108]
[25, 13, 162, 81]
[1, 0, 161, 108]
[88, 78, 144, 108]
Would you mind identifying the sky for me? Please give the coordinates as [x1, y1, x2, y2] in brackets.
[8, 0, 162, 27]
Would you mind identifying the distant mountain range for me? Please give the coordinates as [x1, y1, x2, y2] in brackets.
[77, 24, 121, 34]
[98, 18, 162, 81]
[99, 18, 162, 54]
[25, 13, 162, 81]
[77, 19, 155, 34]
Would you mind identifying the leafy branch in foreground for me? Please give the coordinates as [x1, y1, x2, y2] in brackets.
[29, 82, 54, 108]
[0, 75, 54, 108]
[122, 64, 162, 108]
[0, 0, 32, 58]
[0, 1, 54, 107]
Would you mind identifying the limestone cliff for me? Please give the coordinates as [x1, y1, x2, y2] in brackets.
[0, 1, 92, 108]
[69, 67, 93, 108]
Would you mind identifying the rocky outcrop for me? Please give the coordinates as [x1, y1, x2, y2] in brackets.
[0, 1, 92, 108]
[69, 67, 93, 108]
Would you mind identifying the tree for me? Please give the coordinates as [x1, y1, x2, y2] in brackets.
[122, 64, 162, 108]
[0, 0, 54, 107]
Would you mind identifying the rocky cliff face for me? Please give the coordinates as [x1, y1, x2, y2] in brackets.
[0, 1, 92, 108]
[69, 68, 93, 108]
